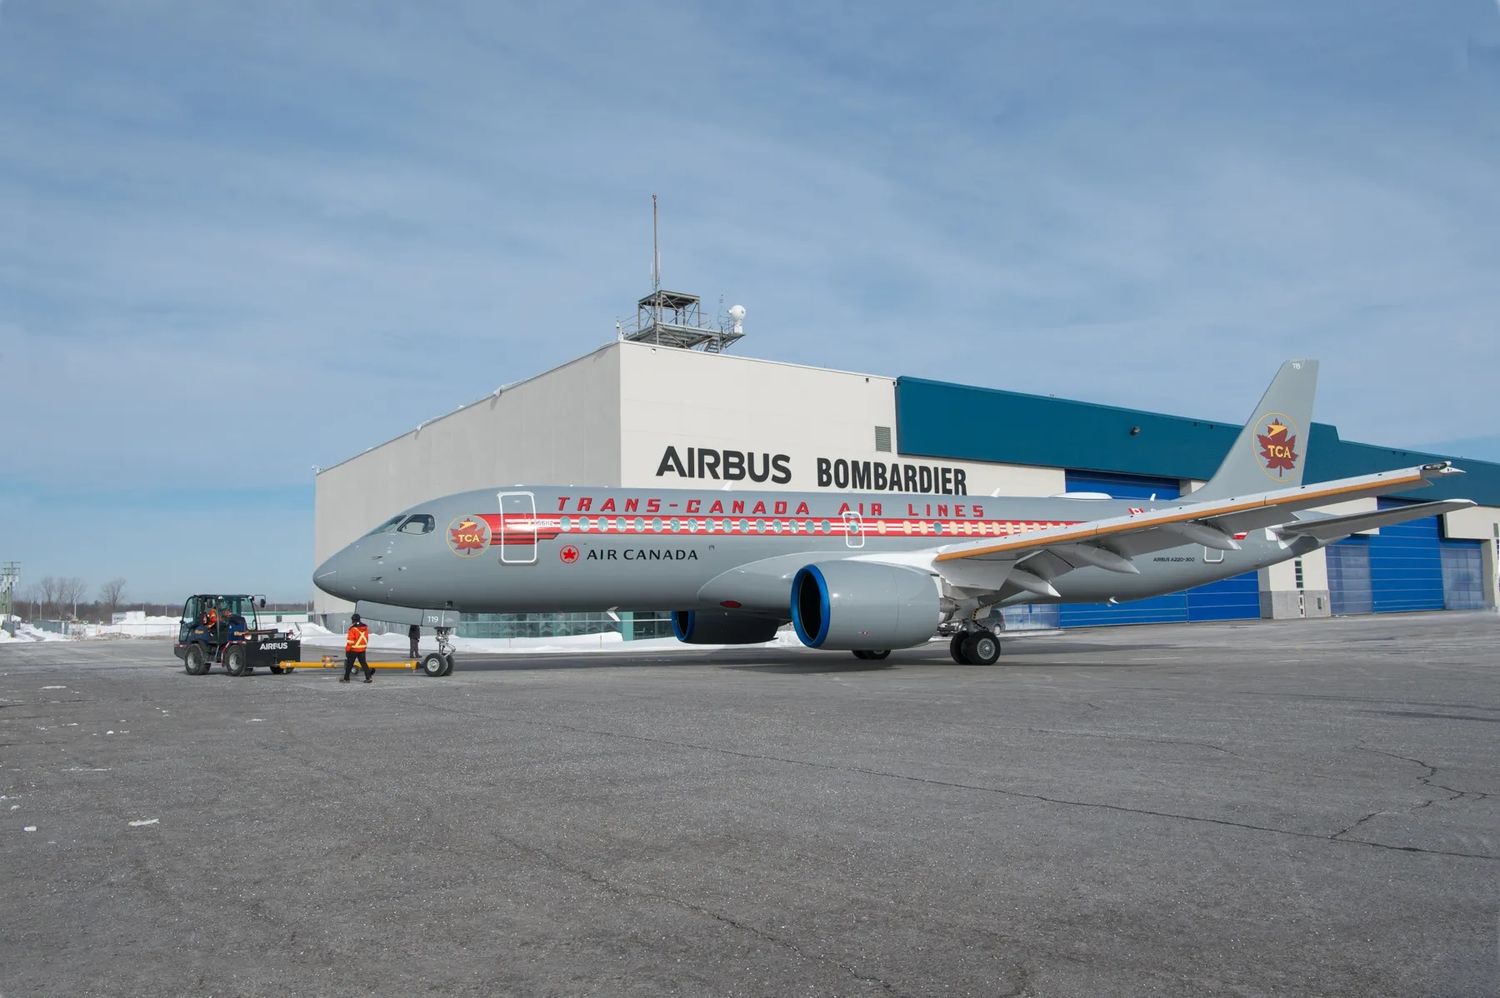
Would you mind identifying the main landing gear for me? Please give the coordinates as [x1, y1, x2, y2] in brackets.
[949, 624, 1001, 665]
[851, 649, 891, 661]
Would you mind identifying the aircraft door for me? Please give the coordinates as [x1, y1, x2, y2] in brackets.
[842, 510, 866, 549]
[497, 491, 539, 565]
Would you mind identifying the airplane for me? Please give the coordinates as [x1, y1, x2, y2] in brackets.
[313, 360, 1474, 672]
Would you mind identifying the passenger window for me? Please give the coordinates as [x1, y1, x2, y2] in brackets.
[399, 514, 435, 535]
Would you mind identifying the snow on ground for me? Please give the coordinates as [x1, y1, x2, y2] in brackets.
[1, 615, 737, 654]
[0, 623, 71, 643]
[82, 616, 181, 639]
[0, 615, 827, 655]
[295, 620, 814, 656]
[0, 616, 176, 641]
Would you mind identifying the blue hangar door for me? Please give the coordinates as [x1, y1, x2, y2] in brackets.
[1327, 498, 1485, 615]
[1056, 472, 1261, 627]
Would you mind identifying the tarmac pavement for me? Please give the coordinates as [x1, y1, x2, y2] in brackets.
[1, 612, 1496, 997]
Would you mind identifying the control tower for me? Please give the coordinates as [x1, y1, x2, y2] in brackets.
[620, 290, 745, 353]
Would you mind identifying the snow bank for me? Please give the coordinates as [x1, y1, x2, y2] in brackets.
[84, 615, 181, 639]
[0, 623, 72, 643]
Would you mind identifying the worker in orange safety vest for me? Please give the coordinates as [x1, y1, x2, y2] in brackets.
[341, 613, 373, 684]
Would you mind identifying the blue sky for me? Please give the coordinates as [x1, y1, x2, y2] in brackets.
[3, 1, 1499, 603]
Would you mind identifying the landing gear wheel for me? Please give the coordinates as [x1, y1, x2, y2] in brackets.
[184, 645, 207, 675]
[269, 664, 285, 675]
[949, 633, 970, 665]
[429, 627, 456, 677]
[223, 645, 248, 677]
[961, 629, 1001, 666]
[852, 650, 870, 660]
[864, 650, 890, 661]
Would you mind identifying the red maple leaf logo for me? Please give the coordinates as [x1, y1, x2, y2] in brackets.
[559, 545, 580, 564]
[1257, 423, 1298, 475]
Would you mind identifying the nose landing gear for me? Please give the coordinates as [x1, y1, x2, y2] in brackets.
[421, 626, 456, 677]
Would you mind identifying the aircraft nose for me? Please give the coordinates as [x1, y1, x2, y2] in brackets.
[313, 548, 352, 600]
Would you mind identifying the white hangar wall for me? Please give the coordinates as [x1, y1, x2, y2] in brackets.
[614, 343, 1062, 496]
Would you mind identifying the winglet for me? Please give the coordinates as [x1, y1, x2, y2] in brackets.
[1190, 359, 1318, 502]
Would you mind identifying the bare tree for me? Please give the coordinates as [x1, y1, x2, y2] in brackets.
[19, 584, 39, 620]
[38, 576, 60, 618]
[57, 577, 88, 619]
[99, 578, 127, 621]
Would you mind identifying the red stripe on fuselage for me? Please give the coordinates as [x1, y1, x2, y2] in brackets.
[473, 513, 1083, 543]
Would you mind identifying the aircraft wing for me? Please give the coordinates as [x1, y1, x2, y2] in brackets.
[919, 462, 1465, 599]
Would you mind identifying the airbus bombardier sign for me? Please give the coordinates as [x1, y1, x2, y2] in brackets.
[654, 446, 970, 495]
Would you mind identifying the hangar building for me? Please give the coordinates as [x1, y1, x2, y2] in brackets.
[314, 294, 1500, 637]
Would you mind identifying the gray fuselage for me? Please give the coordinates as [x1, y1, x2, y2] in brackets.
[313, 484, 1314, 615]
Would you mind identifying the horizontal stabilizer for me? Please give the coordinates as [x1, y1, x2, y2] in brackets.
[1277, 500, 1476, 543]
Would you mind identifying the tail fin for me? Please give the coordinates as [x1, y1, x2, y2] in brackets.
[1190, 359, 1318, 501]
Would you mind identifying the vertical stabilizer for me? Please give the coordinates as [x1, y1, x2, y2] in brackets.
[1190, 359, 1318, 501]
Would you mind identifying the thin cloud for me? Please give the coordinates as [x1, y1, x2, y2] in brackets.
[2, 0, 1497, 595]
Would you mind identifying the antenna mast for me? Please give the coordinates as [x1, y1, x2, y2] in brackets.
[651, 194, 661, 328]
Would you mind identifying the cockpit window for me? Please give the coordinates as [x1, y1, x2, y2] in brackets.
[398, 514, 435, 535]
[364, 515, 406, 537]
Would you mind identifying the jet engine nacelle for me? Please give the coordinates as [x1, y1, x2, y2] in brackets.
[790, 561, 940, 651]
[671, 610, 783, 645]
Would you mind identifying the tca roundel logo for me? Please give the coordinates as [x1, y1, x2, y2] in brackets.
[559, 545, 580, 565]
[447, 515, 491, 557]
[1255, 412, 1299, 479]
